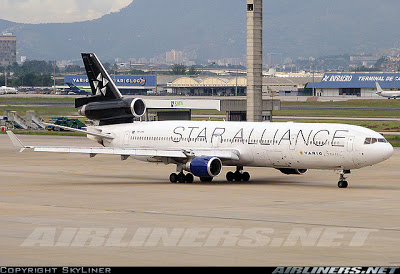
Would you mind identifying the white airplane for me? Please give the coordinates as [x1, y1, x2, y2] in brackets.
[7, 53, 394, 188]
[376, 82, 400, 99]
[0, 86, 18, 94]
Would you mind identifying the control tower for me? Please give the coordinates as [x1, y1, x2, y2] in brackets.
[246, 0, 263, 122]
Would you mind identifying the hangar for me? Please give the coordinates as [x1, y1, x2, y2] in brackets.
[166, 75, 316, 96]
[305, 72, 400, 97]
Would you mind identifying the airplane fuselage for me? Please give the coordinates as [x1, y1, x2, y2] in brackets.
[378, 91, 400, 99]
[95, 120, 393, 171]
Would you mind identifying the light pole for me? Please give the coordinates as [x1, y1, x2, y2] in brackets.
[310, 57, 315, 97]
[53, 61, 56, 94]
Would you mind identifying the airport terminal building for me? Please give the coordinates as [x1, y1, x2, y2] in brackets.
[305, 72, 400, 97]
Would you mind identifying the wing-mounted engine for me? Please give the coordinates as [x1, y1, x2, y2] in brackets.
[75, 53, 147, 125]
[277, 168, 308, 175]
[184, 157, 222, 178]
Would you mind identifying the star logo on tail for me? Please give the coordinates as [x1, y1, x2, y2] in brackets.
[93, 73, 108, 96]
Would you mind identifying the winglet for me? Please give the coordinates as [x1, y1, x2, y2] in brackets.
[6, 131, 26, 152]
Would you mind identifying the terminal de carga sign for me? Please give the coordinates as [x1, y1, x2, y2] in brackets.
[308, 73, 400, 89]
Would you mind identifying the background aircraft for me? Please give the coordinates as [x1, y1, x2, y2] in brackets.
[0, 86, 18, 95]
[375, 82, 400, 99]
[66, 82, 92, 95]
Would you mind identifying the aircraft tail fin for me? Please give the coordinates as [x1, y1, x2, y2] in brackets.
[75, 53, 123, 108]
[81, 53, 122, 100]
[376, 82, 384, 94]
[66, 82, 81, 93]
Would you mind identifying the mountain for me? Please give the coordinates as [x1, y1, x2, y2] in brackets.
[1, 0, 400, 62]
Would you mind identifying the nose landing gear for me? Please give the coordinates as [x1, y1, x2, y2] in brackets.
[337, 170, 350, 188]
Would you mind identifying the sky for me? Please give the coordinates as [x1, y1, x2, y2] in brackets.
[0, 0, 134, 23]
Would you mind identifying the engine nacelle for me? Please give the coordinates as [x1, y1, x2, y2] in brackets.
[130, 98, 147, 118]
[185, 157, 222, 178]
[78, 97, 146, 125]
[277, 168, 308, 175]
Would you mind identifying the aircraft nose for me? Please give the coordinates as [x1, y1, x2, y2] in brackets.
[362, 142, 394, 166]
[384, 143, 394, 160]
[373, 143, 394, 163]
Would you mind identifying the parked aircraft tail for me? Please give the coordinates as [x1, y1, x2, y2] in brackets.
[376, 82, 384, 94]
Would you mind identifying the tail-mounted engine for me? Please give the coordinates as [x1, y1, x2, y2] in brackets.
[78, 97, 146, 125]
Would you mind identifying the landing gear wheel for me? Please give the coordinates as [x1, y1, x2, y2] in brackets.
[242, 172, 250, 182]
[226, 171, 234, 182]
[227, 168, 251, 182]
[185, 173, 194, 184]
[234, 171, 242, 181]
[200, 176, 213, 182]
[177, 172, 186, 183]
[338, 180, 348, 188]
[169, 173, 178, 183]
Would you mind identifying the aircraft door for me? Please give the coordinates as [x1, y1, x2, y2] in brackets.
[347, 136, 354, 152]
[123, 131, 131, 146]
[211, 128, 225, 148]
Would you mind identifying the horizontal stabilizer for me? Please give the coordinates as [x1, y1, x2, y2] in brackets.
[43, 123, 114, 140]
[75, 95, 108, 108]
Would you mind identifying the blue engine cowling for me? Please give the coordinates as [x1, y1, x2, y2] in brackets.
[185, 157, 222, 178]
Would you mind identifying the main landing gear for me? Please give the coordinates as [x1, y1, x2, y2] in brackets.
[337, 170, 350, 188]
[226, 166, 250, 182]
[169, 172, 213, 183]
[170, 172, 194, 183]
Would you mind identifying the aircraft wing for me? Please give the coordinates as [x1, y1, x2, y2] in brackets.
[6, 131, 240, 161]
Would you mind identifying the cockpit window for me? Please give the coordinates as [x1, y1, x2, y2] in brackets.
[364, 137, 388, 144]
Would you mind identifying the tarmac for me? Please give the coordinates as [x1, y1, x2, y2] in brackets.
[0, 134, 399, 266]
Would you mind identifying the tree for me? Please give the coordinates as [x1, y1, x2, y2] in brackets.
[187, 66, 198, 75]
[170, 64, 186, 75]
[64, 65, 83, 73]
